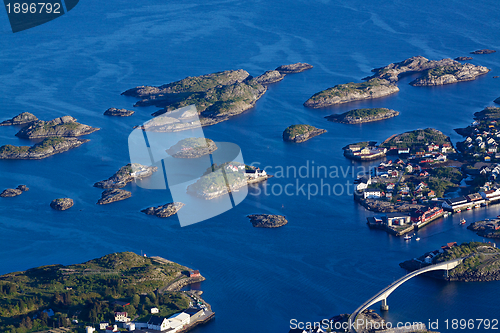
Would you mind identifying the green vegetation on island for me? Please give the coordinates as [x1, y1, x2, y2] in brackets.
[380, 128, 452, 150]
[282, 124, 326, 143]
[410, 63, 490, 86]
[304, 78, 399, 108]
[166, 137, 217, 158]
[0, 137, 89, 160]
[326, 108, 399, 124]
[15, 116, 99, 139]
[94, 163, 157, 189]
[0, 252, 196, 332]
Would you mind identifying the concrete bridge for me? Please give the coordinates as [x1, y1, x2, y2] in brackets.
[348, 257, 464, 332]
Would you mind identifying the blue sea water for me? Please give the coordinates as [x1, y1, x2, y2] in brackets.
[0, 1, 500, 332]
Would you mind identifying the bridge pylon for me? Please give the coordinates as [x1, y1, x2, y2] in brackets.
[380, 298, 389, 311]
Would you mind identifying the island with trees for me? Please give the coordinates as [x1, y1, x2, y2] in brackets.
[282, 124, 326, 143]
[326, 108, 399, 124]
[166, 138, 217, 158]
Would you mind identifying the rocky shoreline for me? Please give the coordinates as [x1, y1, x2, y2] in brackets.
[467, 220, 500, 239]
[282, 124, 326, 143]
[0, 112, 38, 126]
[0, 137, 89, 160]
[357, 196, 425, 213]
[326, 108, 399, 124]
[142, 202, 185, 218]
[248, 214, 288, 228]
[410, 63, 490, 86]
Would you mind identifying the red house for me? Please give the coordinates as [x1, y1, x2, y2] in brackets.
[189, 270, 201, 278]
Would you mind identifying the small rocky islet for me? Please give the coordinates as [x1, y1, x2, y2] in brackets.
[455, 56, 473, 61]
[166, 138, 217, 158]
[15, 115, 99, 139]
[96, 189, 132, 205]
[141, 202, 185, 218]
[282, 124, 326, 143]
[50, 198, 74, 211]
[94, 163, 157, 189]
[0, 137, 89, 160]
[470, 49, 496, 55]
[0, 112, 38, 126]
[104, 108, 135, 117]
[325, 108, 399, 124]
[248, 214, 288, 228]
[0, 185, 29, 198]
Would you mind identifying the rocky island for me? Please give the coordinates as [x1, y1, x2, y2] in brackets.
[0, 137, 89, 160]
[304, 78, 399, 108]
[0, 185, 28, 198]
[400, 242, 500, 282]
[248, 214, 288, 228]
[123, 65, 310, 130]
[104, 107, 135, 116]
[275, 62, 313, 74]
[187, 167, 247, 200]
[0, 112, 38, 126]
[50, 198, 74, 211]
[94, 163, 157, 189]
[366, 56, 490, 86]
[96, 189, 131, 205]
[282, 124, 326, 143]
[15, 116, 99, 139]
[142, 202, 185, 218]
[166, 137, 217, 158]
[467, 219, 500, 239]
[409, 63, 490, 86]
[471, 49, 496, 54]
[326, 108, 399, 124]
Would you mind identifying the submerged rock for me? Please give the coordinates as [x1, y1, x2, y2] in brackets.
[0, 188, 23, 197]
[50, 198, 74, 211]
[0, 112, 38, 126]
[275, 63, 313, 74]
[248, 214, 288, 228]
[141, 202, 185, 218]
[104, 108, 135, 117]
[96, 189, 131, 205]
[470, 49, 496, 54]
[283, 124, 326, 143]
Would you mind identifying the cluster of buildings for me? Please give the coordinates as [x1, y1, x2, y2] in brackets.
[442, 188, 500, 212]
[343, 145, 387, 161]
[367, 206, 444, 231]
[460, 120, 500, 161]
[85, 306, 208, 333]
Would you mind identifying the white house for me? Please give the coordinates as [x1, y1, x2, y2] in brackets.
[168, 312, 190, 326]
[363, 189, 382, 199]
[85, 327, 95, 333]
[114, 312, 130, 323]
[148, 316, 170, 331]
[99, 322, 109, 330]
[151, 307, 159, 314]
[245, 168, 266, 179]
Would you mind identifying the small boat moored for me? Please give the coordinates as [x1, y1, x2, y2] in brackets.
[404, 234, 413, 240]
[460, 218, 466, 225]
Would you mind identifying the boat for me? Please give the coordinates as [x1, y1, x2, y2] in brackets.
[460, 218, 466, 225]
[443, 212, 449, 217]
[404, 234, 413, 240]
[474, 204, 480, 209]
[456, 209, 461, 213]
[466, 206, 472, 211]
[416, 237, 421, 241]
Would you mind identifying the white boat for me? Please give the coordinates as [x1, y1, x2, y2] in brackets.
[416, 237, 421, 241]
[460, 218, 466, 225]
[404, 234, 413, 240]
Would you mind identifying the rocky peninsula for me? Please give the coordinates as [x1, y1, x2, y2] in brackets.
[50, 198, 74, 211]
[94, 163, 157, 189]
[304, 78, 398, 108]
[142, 202, 185, 218]
[275, 62, 313, 74]
[166, 138, 217, 158]
[0, 112, 38, 126]
[248, 214, 288, 228]
[400, 242, 500, 282]
[366, 56, 489, 86]
[0, 137, 89, 160]
[380, 128, 453, 150]
[467, 219, 500, 239]
[96, 189, 131, 205]
[15, 116, 99, 139]
[104, 108, 135, 116]
[326, 108, 399, 124]
[282, 124, 326, 143]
